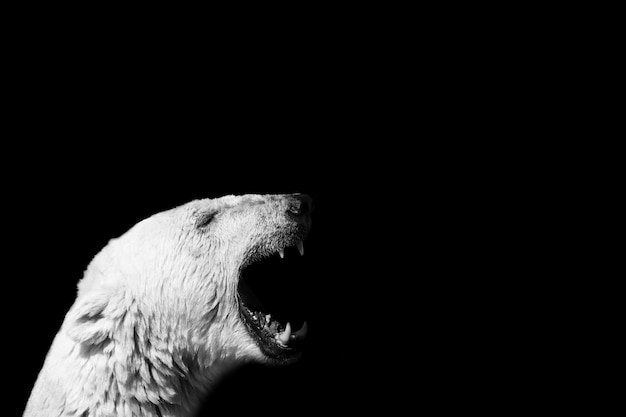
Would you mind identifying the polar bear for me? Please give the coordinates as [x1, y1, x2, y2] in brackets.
[24, 193, 313, 417]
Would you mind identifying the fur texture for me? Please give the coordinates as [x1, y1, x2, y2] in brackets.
[24, 194, 308, 417]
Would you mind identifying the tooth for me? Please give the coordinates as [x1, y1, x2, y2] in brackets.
[292, 321, 308, 339]
[296, 241, 304, 256]
[279, 249, 285, 259]
[277, 322, 291, 345]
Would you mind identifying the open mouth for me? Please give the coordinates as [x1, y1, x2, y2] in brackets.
[237, 239, 309, 364]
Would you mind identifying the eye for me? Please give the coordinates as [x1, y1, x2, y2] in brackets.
[196, 211, 217, 228]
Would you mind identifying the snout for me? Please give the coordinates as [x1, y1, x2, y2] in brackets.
[286, 194, 313, 232]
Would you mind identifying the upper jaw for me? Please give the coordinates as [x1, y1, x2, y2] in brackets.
[278, 239, 304, 258]
[234, 193, 314, 362]
[242, 228, 309, 268]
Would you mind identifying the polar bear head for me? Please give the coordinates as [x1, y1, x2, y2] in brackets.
[67, 193, 313, 371]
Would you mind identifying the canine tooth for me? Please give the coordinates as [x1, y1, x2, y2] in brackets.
[279, 249, 285, 259]
[277, 322, 291, 345]
[296, 241, 304, 256]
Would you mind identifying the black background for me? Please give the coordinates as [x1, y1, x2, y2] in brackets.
[6, 11, 550, 415]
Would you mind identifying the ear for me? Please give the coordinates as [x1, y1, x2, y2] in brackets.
[194, 208, 219, 229]
[64, 288, 115, 345]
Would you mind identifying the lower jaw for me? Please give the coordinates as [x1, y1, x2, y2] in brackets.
[239, 306, 302, 364]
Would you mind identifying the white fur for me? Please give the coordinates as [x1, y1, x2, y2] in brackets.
[25, 194, 300, 417]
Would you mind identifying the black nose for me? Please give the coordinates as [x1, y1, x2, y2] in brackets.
[286, 194, 313, 222]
